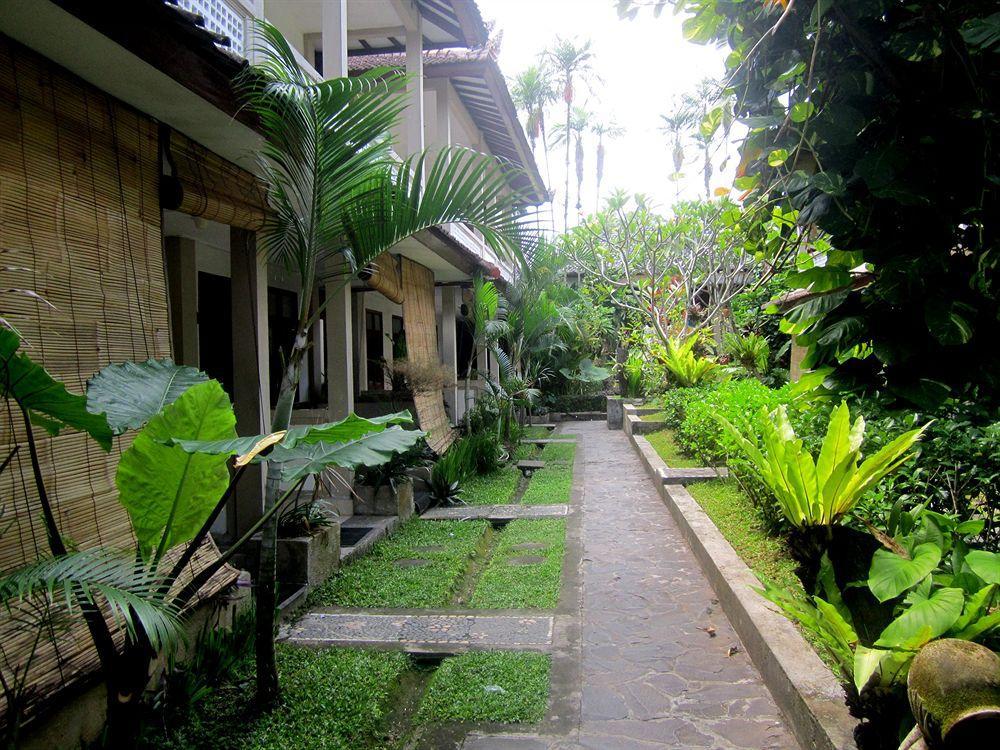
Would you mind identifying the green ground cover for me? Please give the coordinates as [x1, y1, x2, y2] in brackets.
[520, 464, 572, 505]
[521, 426, 553, 439]
[309, 520, 487, 608]
[538, 441, 576, 465]
[645, 429, 701, 469]
[462, 466, 520, 505]
[640, 411, 668, 422]
[146, 646, 409, 750]
[416, 652, 551, 725]
[470, 519, 566, 609]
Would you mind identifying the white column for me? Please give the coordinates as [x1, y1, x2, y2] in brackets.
[325, 279, 355, 420]
[404, 12, 424, 158]
[439, 286, 460, 422]
[322, 0, 348, 79]
[427, 78, 451, 152]
[489, 346, 500, 383]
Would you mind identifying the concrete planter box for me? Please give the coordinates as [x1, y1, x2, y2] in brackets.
[277, 522, 340, 588]
[622, 403, 666, 436]
[354, 478, 415, 520]
[625, 430, 858, 750]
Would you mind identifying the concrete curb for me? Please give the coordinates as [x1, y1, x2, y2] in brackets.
[627, 430, 859, 750]
[623, 403, 666, 435]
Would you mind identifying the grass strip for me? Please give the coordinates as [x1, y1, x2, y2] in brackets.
[309, 520, 487, 608]
[416, 651, 550, 725]
[640, 410, 669, 422]
[462, 466, 520, 506]
[520, 464, 572, 505]
[538, 441, 576, 465]
[145, 646, 410, 750]
[646, 429, 701, 468]
[521, 426, 553, 439]
[470, 519, 565, 609]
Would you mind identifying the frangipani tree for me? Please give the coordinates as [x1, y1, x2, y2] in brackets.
[238, 22, 535, 704]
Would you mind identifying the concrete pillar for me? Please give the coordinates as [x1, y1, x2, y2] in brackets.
[164, 236, 198, 367]
[789, 334, 807, 382]
[322, 0, 348, 78]
[439, 286, 460, 422]
[228, 228, 270, 541]
[325, 278, 355, 420]
[488, 345, 501, 383]
[309, 287, 324, 404]
[404, 13, 424, 158]
[427, 78, 451, 152]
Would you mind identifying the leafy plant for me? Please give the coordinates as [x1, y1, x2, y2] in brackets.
[354, 441, 432, 492]
[723, 331, 770, 376]
[622, 350, 645, 398]
[277, 500, 334, 538]
[659, 334, 721, 388]
[718, 403, 927, 527]
[558, 358, 611, 385]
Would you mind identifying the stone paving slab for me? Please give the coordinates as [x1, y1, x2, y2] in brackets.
[518, 438, 578, 445]
[422, 504, 569, 521]
[281, 612, 553, 650]
[660, 466, 729, 484]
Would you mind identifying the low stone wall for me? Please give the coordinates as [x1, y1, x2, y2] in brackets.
[626, 429, 858, 750]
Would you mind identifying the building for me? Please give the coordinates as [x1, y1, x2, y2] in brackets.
[0, 0, 543, 742]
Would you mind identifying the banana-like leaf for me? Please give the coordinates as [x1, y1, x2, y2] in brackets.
[868, 543, 942, 602]
[874, 587, 964, 649]
[277, 426, 426, 483]
[165, 411, 414, 458]
[87, 358, 209, 435]
[965, 550, 1000, 585]
[950, 584, 997, 633]
[0, 328, 113, 450]
[116, 380, 236, 561]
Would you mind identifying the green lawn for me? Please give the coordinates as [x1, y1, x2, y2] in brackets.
[520, 464, 572, 505]
[470, 519, 565, 609]
[640, 410, 668, 422]
[520, 425, 553, 439]
[538, 441, 576, 465]
[309, 520, 487, 608]
[416, 652, 550, 725]
[645, 429, 701, 468]
[463, 466, 520, 506]
[145, 646, 409, 750]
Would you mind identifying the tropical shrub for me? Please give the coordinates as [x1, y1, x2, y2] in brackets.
[622, 350, 645, 398]
[723, 331, 769, 376]
[718, 403, 926, 528]
[658, 334, 720, 388]
[654, 386, 710, 429]
[464, 431, 506, 475]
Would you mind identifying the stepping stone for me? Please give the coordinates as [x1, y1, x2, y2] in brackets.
[422, 504, 568, 521]
[392, 558, 429, 568]
[661, 466, 729, 484]
[516, 460, 546, 477]
[281, 612, 554, 652]
[507, 555, 545, 566]
[511, 542, 547, 551]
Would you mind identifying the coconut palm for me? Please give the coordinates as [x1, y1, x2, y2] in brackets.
[658, 105, 695, 200]
[543, 37, 594, 231]
[591, 119, 624, 213]
[238, 22, 534, 705]
[681, 78, 732, 198]
[511, 65, 556, 189]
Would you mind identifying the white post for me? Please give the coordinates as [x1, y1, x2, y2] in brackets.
[325, 279, 355, 420]
[404, 11, 424, 158]
[439, 286, 460, 423]
[322, 0, 348, 79]
[489, 346, 500, 383]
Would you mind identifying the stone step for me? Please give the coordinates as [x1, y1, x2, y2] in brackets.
[280, 611, 554, 653]
[518, 438, 576, 445]
[525, 423, 556, 429]
[660, 466, 729, 484]
[421, 504, 569, 521]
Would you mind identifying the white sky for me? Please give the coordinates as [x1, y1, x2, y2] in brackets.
[477, 0, 739, 231]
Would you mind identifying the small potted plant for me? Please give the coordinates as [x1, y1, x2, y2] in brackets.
[353, 442, 431, 519]
[274, 498, 340, 589]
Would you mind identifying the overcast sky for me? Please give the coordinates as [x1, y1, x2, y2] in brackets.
[476, 0, 738, 231]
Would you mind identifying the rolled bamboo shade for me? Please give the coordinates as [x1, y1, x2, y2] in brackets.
[162, 129, 268, 230]
[400, 257, 456, 453]
[0, 38, 237, 726]
[361, 253, 404, 304]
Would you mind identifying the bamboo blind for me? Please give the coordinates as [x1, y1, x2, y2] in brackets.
[166, 130, 268, 231]
[363, 253, 404, 304]
[400, 257, 456, 453]
[0, 38, 237, 725]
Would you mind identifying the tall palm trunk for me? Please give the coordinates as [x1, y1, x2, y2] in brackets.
[563, 92, 572, 232]
[596, 138, 605, 213]
[540, 119, 553, 192]
[574, 135, 584, 219]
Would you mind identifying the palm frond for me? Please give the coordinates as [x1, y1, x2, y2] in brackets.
[0, 549, 182, 651]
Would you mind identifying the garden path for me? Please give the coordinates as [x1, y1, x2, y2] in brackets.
[465, 420, 797, 749]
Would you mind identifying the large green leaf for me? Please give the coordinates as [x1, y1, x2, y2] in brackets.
[0, 328, 113, 450]
[277, 426, 426, 483]
[116, 380, 236, 561]
[965, 550, 1000, 585]
[874, 587, 964, 649]
[165, 411, 415, 457]
[87, 359, 209, 435]
[868, 543, 941, 602]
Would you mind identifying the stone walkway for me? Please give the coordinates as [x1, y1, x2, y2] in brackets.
[467, 421, 796, 749]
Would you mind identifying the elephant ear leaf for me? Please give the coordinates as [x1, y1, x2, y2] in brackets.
[0, 328, 113, 450]
[868, 543, 942, 602]
[87, 358, 209, 435]
[276, 426, 426, 484]
[116, 380, 236, 562]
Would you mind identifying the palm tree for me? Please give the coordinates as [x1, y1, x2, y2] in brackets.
[658, 105, 694, 200]
[511, 65, 556, 190]
[238, 22, 533, 705]
[543, 38, 594, 231]
[591, 119, 624, 213]
[552, 107, 591, 223]
[681, 78, 732, 198]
